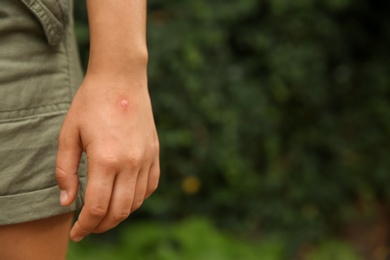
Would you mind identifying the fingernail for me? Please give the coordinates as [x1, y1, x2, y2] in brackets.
[73, 236, 84, 242]
[60, 190, 68, 205]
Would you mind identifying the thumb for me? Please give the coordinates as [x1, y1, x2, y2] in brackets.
[56, 122, 82, 206]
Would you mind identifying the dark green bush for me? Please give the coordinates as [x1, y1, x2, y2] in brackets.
[74, 0, 390, 249]
[68, 218, 277, 260]
[68, 218, 360, 260]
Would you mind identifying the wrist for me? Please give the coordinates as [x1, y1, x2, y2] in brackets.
[86, 48, 148, 76]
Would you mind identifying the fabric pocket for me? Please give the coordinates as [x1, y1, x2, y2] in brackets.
[20, 0, 69, 46]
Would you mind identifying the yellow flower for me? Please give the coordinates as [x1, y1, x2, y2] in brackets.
[182, 176, 201, 195]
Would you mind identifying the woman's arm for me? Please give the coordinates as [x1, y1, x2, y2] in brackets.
[55, 0, 160, 242]
[86, 0, 148, 78]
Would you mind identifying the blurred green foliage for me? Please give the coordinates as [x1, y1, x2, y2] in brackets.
[73, 0, 390, 256]
[68, 218, 276, 260]
[68, 218, 360, 260]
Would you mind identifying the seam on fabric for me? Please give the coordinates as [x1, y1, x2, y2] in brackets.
[30, 1, 56, 42]
[0, 102, 69, 114]
[56, 0, 68, 25]
[0, 110, 68, 124]
[21, 0, 65, 45]
[63, 25, 73, 102]
[0, 183, 59, 198]
[0, 103, 70, 123]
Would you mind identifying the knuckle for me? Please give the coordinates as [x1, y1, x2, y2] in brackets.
[147, 183, 158, 196]
[99, 156, 119, 170]
[92, 226, 109, 234]
[154, 167, 161, 179]
[153, 182, 159, 192]
[88, 205, 107, 218]
[150, 169, 160, 192]
[148, 178, 160, 197]
[131, 200, 143, 211]
[76, 221, 91, 235]
[55, 166, 69, 181]
[151, 139, 160, 153]
[127, 150, 143, 169]
[112, 210, 131, 223]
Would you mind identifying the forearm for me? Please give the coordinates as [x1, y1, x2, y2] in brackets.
[86, 0, 148, 78]
[57, 0, 158, 243]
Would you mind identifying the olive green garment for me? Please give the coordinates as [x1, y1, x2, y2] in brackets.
[0, 0, 87, 225]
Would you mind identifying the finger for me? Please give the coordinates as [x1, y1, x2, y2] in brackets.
[56, 121, 82, 206]
[130, 166, 149, 212]
[70, 163, 115, 242]
[145, 158, 160, 199]
[92, 169, 138, 233]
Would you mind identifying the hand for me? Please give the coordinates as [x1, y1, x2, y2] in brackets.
[55, 73, 160, 242]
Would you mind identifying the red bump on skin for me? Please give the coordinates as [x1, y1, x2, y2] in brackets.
[121, 99, 128, 108]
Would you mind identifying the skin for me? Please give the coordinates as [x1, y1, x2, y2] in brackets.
[0, 213, 73, 260]
[56, 0, 160, 242]
[0, 1, 158, 259]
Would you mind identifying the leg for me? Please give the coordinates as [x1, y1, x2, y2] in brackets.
[0, 212, 73, 260]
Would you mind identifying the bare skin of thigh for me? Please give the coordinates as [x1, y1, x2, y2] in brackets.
[0, 212, 74, 260]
